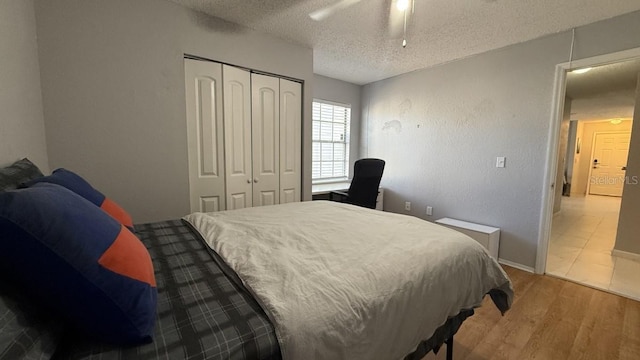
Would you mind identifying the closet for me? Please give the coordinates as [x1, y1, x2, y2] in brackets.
[184, 58, 301, 213]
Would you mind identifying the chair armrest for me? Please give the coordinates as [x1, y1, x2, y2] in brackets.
[329, 190, 349, 202]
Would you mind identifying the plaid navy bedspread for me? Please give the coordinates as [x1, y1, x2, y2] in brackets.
[54, 220, 281, 360]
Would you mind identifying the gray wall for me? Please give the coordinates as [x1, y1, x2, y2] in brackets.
[313, 75, 362, 176]
[34, 0, 313, 223]
[0, 0, 49, 171]
[615, 74, 640, 255]
[361, 10, 640, 268]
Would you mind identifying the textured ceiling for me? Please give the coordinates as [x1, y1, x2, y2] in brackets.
[566, 59, 640, 122]
[170, 0, 640, 85]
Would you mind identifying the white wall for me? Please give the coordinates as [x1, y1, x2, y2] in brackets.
[361, 10, 640, 268]
[553, 96, 571, 213]
[570, 121, 586, 196]
[313, 75, 362, 175]
[34, 0, 313, 223]
[0, 0, 49, 171]
[565, 120, 578, 187]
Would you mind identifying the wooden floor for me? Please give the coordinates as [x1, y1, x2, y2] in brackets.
[423, 266, 640, 360]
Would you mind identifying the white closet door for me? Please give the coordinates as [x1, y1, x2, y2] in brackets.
[251, 74, 280, 206]
[184, 59, 225, 213]
[223, 65, 253, 210]
[279, 79, 302, 203]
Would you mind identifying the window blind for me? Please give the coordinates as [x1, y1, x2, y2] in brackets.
[312, 100, 351, 181]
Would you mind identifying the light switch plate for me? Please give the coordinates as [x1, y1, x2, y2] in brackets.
[496, 157, 506, 168]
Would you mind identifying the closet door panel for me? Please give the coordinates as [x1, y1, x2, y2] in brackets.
[251, 74, 280, 207]
[282, 189, 296, 204]
[184, 59, 225, 213]
[223, 65, 252, 210]
[259, 191, 277, 206]
[230, 193, 248, 210]
[200, 197, 221, 213]
[279, 79, 302, 203]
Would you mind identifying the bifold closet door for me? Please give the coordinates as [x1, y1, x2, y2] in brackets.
[184, 59, 225, 213]
[251, 74, 280, 206]
[223, 65, 253, 210]
[279, 79, 302, 203]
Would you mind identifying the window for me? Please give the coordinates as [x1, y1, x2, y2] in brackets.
[312, 100, 350, 182]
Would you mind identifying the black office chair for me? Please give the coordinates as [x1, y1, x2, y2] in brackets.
[330, 158, 385, 209]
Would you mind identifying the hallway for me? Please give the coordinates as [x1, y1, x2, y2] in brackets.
[546, 195, 640, 301]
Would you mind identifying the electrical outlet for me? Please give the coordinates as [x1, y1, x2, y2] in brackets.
[426, 206, 433, 216]
[405, 202, 411, 211]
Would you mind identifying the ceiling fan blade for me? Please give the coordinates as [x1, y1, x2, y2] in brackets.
[387, 1, 405, 38]
[309, 0, 363, 21]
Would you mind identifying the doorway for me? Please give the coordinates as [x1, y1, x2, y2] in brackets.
[543, 55, 640, 301]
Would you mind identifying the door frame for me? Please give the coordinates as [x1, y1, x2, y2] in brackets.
[586, 130, 632, 196]
[536, 47, 640, 274]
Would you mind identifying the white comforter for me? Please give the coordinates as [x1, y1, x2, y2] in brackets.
[184, 201, 512, 360]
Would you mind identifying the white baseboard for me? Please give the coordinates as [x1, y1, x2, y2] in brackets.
[612, 249, 640, 262]
[498, 258, 535, 273]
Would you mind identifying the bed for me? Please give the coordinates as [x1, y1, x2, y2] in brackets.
[0, 160, 512, 360]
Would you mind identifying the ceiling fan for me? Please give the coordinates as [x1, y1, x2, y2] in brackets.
[309, 0, 415, 48]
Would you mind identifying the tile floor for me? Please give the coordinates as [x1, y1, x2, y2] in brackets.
[546, 194, 640, 301]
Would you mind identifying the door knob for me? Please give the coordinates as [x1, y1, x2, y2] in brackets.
[247, 179, 251, 184]
[253, 179, 258, 183]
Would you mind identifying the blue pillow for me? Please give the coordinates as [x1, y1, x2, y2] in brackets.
[0, 183, 156, 345]
[24, 168, 134, 229]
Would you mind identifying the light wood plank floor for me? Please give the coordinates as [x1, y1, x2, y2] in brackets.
[423, 266, 640, 360]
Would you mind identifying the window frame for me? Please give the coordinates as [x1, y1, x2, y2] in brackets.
[311, 99, 351, 184]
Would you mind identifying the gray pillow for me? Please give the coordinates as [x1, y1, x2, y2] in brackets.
[0, 281, 62, 360]
[0, 158, 44, 192]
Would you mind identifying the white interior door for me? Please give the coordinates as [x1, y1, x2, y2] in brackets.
[279, 79, 302, 203]
[184, 59, 225, 213]
[251, 74, 280, 206]
[223, 65, 253, 210]
[589, 131, 631, 197]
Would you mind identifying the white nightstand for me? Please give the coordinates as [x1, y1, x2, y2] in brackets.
[435, 218, 500, 259]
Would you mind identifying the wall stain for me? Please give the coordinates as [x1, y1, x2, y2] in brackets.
[458, 98, 496, 127]
[383, 120, 402, 133]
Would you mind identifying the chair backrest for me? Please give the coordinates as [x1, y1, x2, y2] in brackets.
[347, 158, 385, 209]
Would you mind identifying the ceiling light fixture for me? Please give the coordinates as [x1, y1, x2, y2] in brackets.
[571, 67, 592, 74]
[397, 0, 410, 11]
[610, 119, 623, 125]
